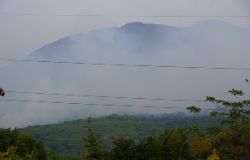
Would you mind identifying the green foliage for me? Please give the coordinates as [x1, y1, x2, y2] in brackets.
[105, 129, 191, 160]
[0, 146, 21, 160]
[187, 87, 250, 160]
[190, 135, 212, 159]
[110, 136, 159, 160]
[82, 118, 103, 160]
[211, 127, 250, 160]
[21, 114, 216, 157]
[205, 89, 250, 126]
[111, 137, 135, 160]
[229, 88, 245, 96]
[1, 86, 248, 160]
[159, 129, 191, 160]
[134, 136, 160, 160]
[0, 128, 47, 160]
[187, 106, 201, 114]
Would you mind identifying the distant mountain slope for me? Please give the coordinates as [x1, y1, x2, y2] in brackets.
[0, 20, 250, 128]
[20, 114, 217, 156]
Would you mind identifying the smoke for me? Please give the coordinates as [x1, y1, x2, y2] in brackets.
[0, 20, 250, 128]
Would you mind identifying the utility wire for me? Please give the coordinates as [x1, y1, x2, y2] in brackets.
[0, 98, 220, 111]
[6, 90, 204, 102]
[0, 98, 185, 109]
[0, 58, 249, 71]
[0, 13, 250, 18]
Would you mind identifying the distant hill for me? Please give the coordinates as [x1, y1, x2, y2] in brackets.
[1, 20, 250, 128]
[20, 114, 217, 156]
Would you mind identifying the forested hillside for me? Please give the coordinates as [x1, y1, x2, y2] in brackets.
[20, 114, 217, 157]
[1, 89, 250, 159]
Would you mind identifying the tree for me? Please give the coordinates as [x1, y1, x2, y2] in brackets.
[190, 135, 212, 159]
[0, 147, 21, 160]
[187, 106, 201, 114]
[206, 89, 250, 126]
[110, 137, 135, 160]
[82, 118, 103, 160]
[207, 149, 219, 160]
[134, 136, 160, 160]
[159, 129, 191, 160]
[0, 128, 47, 160]
[187, 86, 250, 160]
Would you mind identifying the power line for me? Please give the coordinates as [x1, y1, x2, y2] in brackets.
[123, 15, 250, 19]
[1, 58, 250, 71]
[6, 90, 204, 103]
[0, 98, 185, 109]
[0, 98, 220, 112]
[0, 13, 100, 17]
[1, 13, 250, 18]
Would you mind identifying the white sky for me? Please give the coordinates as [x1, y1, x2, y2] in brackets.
[0, 0, 249, 59]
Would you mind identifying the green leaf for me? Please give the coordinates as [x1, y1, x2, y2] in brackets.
[187, 106, 201, 114]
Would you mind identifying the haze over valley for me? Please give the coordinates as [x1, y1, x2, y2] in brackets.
[0, 20, 250, 128]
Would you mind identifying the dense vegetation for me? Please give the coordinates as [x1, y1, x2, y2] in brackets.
[80, 89, 250, 160]
[20, 114, 216, 157]
[0, 128, 47, 159]
[1, 88, 250, 159]
[0, 115, 217, 160]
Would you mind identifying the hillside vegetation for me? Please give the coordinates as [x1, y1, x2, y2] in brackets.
[1, 88, 249, 159]
[20, 114, 216, 156]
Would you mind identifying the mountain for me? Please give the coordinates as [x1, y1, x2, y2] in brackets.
[0, 20, 250, 128]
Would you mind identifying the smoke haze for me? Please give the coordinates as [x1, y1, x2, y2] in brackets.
[0, 20, 250, 128]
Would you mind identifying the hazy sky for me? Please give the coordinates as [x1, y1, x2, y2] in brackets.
[0, 0, 250, 59]
[0, 0, 250, 127]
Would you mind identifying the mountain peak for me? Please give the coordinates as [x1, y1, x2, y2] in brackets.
[122, 22, 145, 27]
[120, 22, 176, 33]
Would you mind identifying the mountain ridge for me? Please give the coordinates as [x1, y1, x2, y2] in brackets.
[0, 20, 250, 128]
[29, 21, 238, 53]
